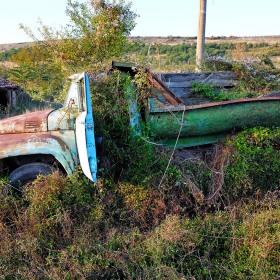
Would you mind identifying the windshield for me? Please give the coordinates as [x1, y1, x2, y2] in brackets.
[64, 74, 86, 112]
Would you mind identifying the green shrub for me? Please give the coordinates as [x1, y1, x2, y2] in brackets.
[226, 195, 280, 278]
[223, 127, 280, 202]
[91, 71, 169, 186]
[191, 81, 249, 101]
[204, 56, 280, 95]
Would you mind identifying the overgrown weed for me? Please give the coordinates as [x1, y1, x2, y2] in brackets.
[194, 55, 280, 101]
[0, 165, 279, 278]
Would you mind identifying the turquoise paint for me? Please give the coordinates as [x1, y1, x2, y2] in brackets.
[84, 74, 98, 183]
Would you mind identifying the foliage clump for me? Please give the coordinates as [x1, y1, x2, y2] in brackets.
[223, 127, 280, 202]
[188, 55, 280, 102]
[20, 0, 138, 72]
[3, 0, 138, 104]
[90, 69, 172, 188]
[1, 172, 280, 278]
[190, 81, 249, 101]
[204, 54, 280, 94]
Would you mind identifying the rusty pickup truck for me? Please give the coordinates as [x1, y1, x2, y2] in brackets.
[0, 73, 98, 186]
[2, 62, 280, 187]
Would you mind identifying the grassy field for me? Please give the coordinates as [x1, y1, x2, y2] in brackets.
[128, 36, 280, 71]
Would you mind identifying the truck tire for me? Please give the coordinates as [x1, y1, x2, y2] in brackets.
[9, 162, 55, 188]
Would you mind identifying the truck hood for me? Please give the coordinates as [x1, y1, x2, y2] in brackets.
[0, 109, 54, 134]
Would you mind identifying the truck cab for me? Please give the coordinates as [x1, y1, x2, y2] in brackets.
[0, 73, 98, 187]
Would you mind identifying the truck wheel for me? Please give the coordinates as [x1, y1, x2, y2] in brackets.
[9, 162, 55, 188]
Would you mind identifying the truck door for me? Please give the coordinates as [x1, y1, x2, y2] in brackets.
[75, 73, 98, 183]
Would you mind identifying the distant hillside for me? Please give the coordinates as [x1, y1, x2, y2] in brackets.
[0, 42, 33, 52]
[1, 36, 280, 52]
[129, 35, 280, 45]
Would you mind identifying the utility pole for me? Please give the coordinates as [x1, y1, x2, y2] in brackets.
[196, 0, 207, 72]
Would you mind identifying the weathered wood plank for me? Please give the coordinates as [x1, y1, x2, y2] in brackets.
[166, 80, 237, 88]
[157, 71, 239, 106]
[168, 88, 192, 98]
[159, 72, 238, 103]
[148, 71, 183, 106]
[160, 72, 237, 83]
[161, 73, 212, 82]
[205, 79, 238, 87]
[165, 82, 194, 88]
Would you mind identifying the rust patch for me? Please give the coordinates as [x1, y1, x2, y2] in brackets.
[0, 132, 75, 175]
[25, 120, 42, 129]
[0, 109, 53, 134]
[0, 132, 69, 158]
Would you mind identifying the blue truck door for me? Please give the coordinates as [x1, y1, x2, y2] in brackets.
[75, 73, 98, 182]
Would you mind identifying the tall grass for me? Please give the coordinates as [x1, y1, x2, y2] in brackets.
[0, 175, 279, 278]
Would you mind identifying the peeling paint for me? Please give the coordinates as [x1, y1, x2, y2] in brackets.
[0, 132, 76, 175]
[148, 97, 280, 148]
[0, 109, 53, 134]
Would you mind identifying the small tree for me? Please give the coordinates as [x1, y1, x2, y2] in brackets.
[9, 46, 67, 102]
[20, 0, 138, 73]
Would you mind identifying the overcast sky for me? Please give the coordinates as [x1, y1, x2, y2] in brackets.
[1, 0, 280, 44]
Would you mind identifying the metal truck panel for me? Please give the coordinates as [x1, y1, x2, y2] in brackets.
[0, 132, 76, 175]
[75, 74, 97, 183]
[148, 97, 280, 147]
[50, 130, 79, 165]
[48, 109, 76, 131]
[0, 109, 53, 134]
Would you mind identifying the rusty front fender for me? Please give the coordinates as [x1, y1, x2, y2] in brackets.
[0, 132, 77, 176]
